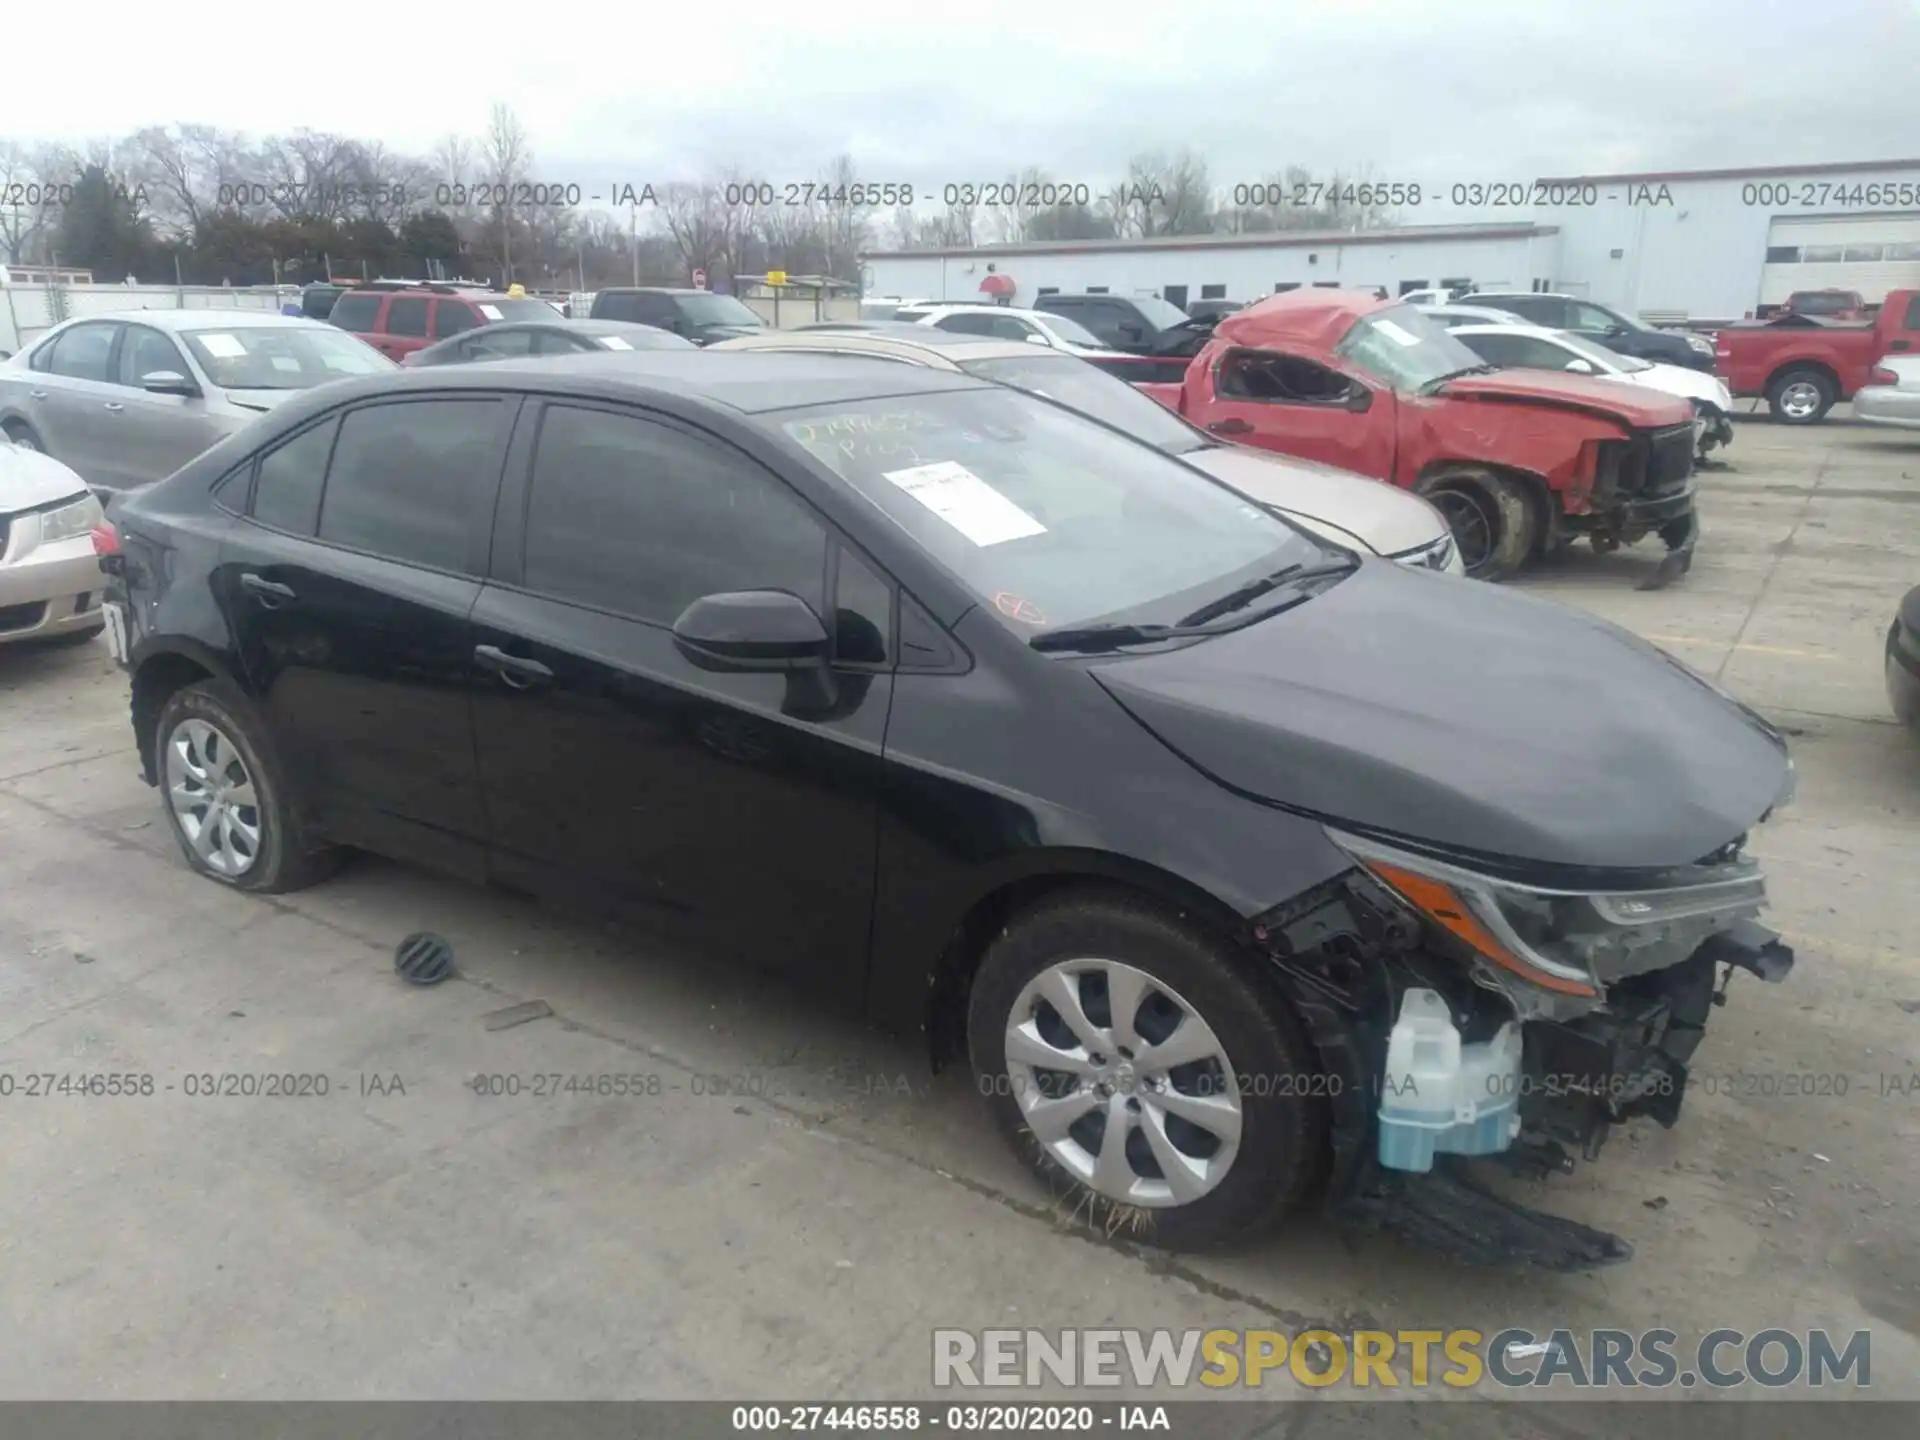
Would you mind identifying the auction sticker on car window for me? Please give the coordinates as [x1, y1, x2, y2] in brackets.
[1372, 319, 1423, 347]
[198, 333, 247, 358]
[599, 336, 634, 350]
[881, 461, 1046, 547]
[478, 304, 504, 320]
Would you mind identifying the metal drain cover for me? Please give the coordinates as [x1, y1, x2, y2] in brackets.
[395, 932, 455, 986]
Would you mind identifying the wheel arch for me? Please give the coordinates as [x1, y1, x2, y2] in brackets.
[130, 641, 237, 784]
[1765, 358, 1840, 397]
[921, 849, 1251, 1070]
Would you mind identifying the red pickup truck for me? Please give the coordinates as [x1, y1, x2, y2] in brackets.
[1714, 289, 1920, 423]
[1122, 291, 1699, 582]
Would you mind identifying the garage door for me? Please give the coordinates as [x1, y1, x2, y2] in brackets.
[1760, 214, 1920, 307]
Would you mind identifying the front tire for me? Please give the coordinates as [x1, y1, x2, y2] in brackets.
[2, 420, 44, 452]
[1767, 368, 1835, 424]
[154, 679, 342, 893]
[967, 890, 1327, 1250]
[1420, 468, 1535, 581]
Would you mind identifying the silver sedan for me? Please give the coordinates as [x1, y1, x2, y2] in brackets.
[0, 310, 393, 498]
[0, 437, 108, 647]
[1854, 356, 1920, 431]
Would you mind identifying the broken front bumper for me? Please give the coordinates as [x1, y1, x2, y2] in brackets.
[1349, 920, 1793, 1271]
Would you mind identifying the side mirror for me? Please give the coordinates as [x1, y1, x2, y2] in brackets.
[1024, 332, 1051, 345]
[1606, 324, 1629, 338]
[141, 370, 200, 397]
[1344, 385, 1374, 412]
[672, 590, 830, 673]
[1119, 324, 1143, 341]
[1563, 358, 1595, 374]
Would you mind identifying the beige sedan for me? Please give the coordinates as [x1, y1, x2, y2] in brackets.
[0, 437, 107, 647]
[710, 327, 1463, 574]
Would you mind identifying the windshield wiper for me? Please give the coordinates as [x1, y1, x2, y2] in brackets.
[1029, 622, 1221, 654]
[1174, 559, 1357, 629]
[1418, 362, 1501, 393]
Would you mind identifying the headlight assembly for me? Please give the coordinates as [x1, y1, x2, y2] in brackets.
[38, 492, 104, 545]
[1685, 333, 1714, 355]
[1328, 829, 1771, 1014]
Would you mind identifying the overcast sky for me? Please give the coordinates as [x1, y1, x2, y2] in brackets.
[7, 0, 1919, 217]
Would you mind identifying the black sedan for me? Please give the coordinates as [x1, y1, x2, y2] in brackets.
[95, 352, 1797, 1265]
[400, 318, 694, 367]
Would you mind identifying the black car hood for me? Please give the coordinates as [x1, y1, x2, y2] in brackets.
[1091, 561, 1790, 872]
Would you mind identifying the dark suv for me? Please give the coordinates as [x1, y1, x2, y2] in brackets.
[1460, 292, 1718, 372]
[587, 288, 767, 344]
[1032, 293, 1207, 356]
[328, 284, 558, 361]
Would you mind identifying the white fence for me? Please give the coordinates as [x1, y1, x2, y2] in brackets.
[0, 283, 295, 356]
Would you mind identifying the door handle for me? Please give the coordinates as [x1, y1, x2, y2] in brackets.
[474, 644, 553, 690]
[239, 572, 296, 606]
[28, 389, 47, 400]
[103, 401, 125, 413]
[1208, 418, 1253, 436]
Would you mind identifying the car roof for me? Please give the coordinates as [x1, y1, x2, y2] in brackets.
[303, 349, 991, 415]
[1213, 287, 1396, 350]
[73, 309, 339, 334]
[712, 328, 1042, 367]
[471, 318, 681, 338]
[904, 303, 1053, 321]
[593, 287, 705, 296]
[1420, 303, 1532, 322]
[1450, 322, 1572, 340]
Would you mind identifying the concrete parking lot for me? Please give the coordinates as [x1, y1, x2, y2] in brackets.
[1, 414, 1915, 1421]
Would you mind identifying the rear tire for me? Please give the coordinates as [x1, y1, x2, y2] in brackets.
[1419, 468, 1536, 581]
[1766, 368, 1835, 424]
[967, 889, 1327, 1251]
[154, 678, 344, 893]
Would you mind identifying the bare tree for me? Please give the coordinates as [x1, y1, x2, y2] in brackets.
[0, 141, 62, 263]
[657, 181, 726, 284]
[481, 102, 531, 281]
[1103, 150, 1213, 238]
[988, 165, 1052, 245]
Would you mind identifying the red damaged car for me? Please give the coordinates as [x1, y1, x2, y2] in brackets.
[1122, 291, 1700, 582]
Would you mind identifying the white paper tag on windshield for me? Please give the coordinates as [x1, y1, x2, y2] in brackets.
[1372, 318, 1423, 347]
[881, 461, 1046, 547]
[198, 333, 247, 358]
[598, 335, 634, 350]
[478, 304, 503, 320]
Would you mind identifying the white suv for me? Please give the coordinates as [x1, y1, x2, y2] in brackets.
[890, 303, 1117, 356]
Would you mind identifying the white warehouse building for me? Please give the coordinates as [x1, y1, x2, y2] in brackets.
[860, 159, 1920, 323]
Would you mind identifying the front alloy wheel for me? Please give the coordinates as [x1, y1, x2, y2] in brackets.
[1005, 959, 1243, 1208]
[968, 891, 1326, 1249]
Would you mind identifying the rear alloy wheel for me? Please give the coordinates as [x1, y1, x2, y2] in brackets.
[1421, 469, 1534, 581]
[155, 679, 342, 893]
[968, 891, 1325, 1250]
[1767, 368, 1834, 424]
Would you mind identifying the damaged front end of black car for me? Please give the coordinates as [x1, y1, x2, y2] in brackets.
[1245, 785, 1796, 1272]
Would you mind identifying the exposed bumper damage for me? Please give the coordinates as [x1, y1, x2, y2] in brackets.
[1250, 853, 1796, 1273]
[1558, 422, 1700, 590]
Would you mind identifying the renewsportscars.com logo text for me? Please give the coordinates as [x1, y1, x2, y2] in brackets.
[932, 1327, 1872, 1391]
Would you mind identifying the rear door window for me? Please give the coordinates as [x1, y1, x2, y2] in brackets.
[317, 398, 508, 573]
[328, 293, 381, 333]
[43, 323, 120, 381]
[386, 297, 431, 338]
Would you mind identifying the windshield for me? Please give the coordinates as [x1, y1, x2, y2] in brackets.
[182, 325, 393, 389]
[1131, 294, 1191, 330]
[1035, 313, 1105, 347]
[777, 388, 1324, 635]
[1335, 305, 1487, 390]
[1554, 330, 1647, 372]
[677, 293, 765, 328]
[962, 353, 1207, 454]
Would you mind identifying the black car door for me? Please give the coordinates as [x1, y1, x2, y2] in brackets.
[468, 399, 895, 1004]
[218, 394, 516, 879]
